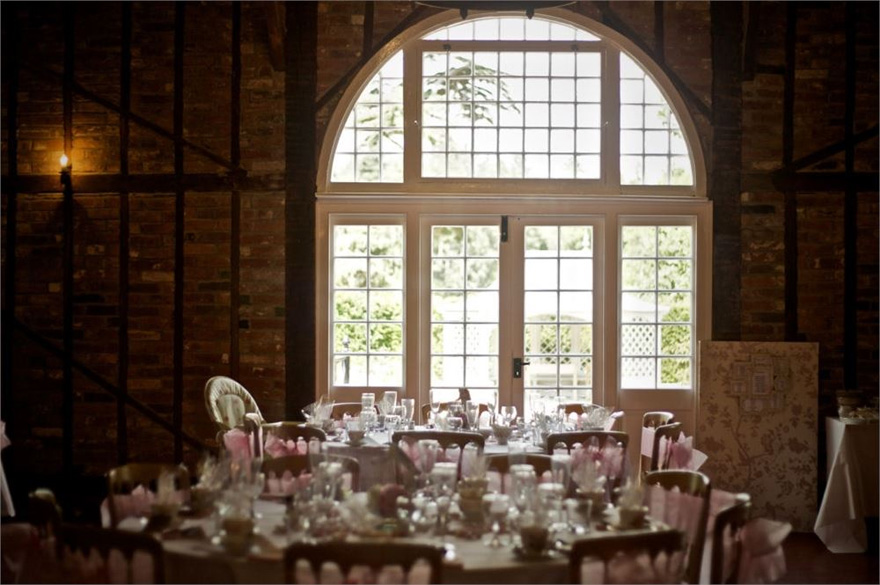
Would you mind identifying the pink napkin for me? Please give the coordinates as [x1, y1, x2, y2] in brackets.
[657, 432, 708, 471]
[577, 550, 685, 584]
[100, 485, 155, 528]
[570, 438, 625, 480]
[265, 470, 312, 496]
[264, 434, 306, 458]
[644, 484, 706, 545]
[398, 440, 451, 472]
[223, 428, 253, 463]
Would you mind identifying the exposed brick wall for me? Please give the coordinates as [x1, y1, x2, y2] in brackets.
[0, 1, 877, 482]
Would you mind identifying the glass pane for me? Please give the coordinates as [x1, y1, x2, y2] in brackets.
[334, 226, 368, 255]
[466, 357, 498, 387]
[465, 291, 498, 322]
[370, 258, 402, 288]
[335, 291, 367, 320]
[525, 226, 558, 255]
[466, 324, 498, 354]
[622, 324, 656, 356]
[560, 324, 592, 354]
[658, 260, 692, 290]
[335, 323, 367, 353]
[466, 226, 500, 257]
[560, 357, 590, 387]
[334, 258, 368, 288]
[621, 357, 655, 389]
[433, 226, 465, 256]
[467, 259, 499, 289]
[524, 324, 558, 354]
[432, 259, 465, 289]
[560, 226, 592, 256]
[622, 226, 656, 257]
[524, 357, 558, 387]
[621, 292, 656, 323]
[335, 355, 366, 386]
[559, 291, 591, 322]
[370, 290, 402, 321]
[369, 323, 402, 352]
[525, 259, 558, 290]
[659, 325, 690, 356]
[658, 292, 691, 323]
[659, 226, 692, 257]
[621, 259, 657, 290]
[660, 358, 691, 387]
[432, 292, 464, 322]
[432, 324, 464, 354]
[369, 356, 402, 386]
[432, 356, 464, 387]
[559, 258, 591, 290]
[525, 292, 557, 322]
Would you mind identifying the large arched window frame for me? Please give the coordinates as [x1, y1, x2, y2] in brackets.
[315, 9, 711, 436]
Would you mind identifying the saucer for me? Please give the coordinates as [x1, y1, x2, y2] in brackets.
[512, 546, 561, 562]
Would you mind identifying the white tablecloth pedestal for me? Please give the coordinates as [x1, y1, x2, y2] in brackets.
[814, 417, 879, 553]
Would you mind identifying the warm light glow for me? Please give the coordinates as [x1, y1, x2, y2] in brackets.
[60, 154, 70, 169]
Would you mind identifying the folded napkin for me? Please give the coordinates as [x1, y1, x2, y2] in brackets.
[223, 428, 253, 463]
[100, 485, 154, 528]
[665, 432, 708, 471]
[264, 434, 307, 459]
[569, 437, 626, 480]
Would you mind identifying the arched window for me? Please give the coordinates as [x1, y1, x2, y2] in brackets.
[316, 11, 711, 433]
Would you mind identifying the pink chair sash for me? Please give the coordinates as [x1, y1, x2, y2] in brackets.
[569, 438, 626, 480]
[264, 434, 308, 459]
[291, 559, 433, 584]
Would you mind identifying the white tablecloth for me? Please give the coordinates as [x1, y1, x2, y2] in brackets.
[814, 417, 879, 552]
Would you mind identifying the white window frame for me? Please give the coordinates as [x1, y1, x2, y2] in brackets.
[315, 10, 711, 434]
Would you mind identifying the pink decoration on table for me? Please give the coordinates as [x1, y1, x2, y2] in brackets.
[263, 434, 302, 458]
[223, 428, 253, 462]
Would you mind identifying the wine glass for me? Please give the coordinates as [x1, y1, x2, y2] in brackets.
[501, 406, 517, 425]
[482, 493, 510, 547]
[464, 400, 479, 429]
[551, 454, 572, 494]
[401, 398, 415, 427]
[429, 462, 458, 536]
[429, 390, 443, 426]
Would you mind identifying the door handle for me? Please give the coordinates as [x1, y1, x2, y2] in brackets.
[513, 357, 530, 379]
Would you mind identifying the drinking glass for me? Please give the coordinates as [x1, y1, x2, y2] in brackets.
[551, 454, 572, 494]
[429, 390, 443, 425]
[382, 390, 398, 413]
[361, 392, 376, 410]
[417, 440, 439, 492]
[482, 493, 510, 547]
[401, 398, 415, 426]
[429, 462, 458, 536]
[500, 406, 518, 425]
[464, 400, 479, 429]
[447, 416, 463, 431]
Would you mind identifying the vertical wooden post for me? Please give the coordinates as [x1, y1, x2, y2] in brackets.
[173, 3, 185, 462]
[783, 3, 799, 341]
[230, 2, 242, 380]
[62, 2, 75, 481]
[285, 2, 318, 420]
[843, 2, 857, 389]
[117, 1, 132, 465]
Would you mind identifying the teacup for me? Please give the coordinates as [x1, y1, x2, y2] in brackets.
[519, 525, 549, 555]
[618, 505, 648, 529]
[348, 430, 366, 446]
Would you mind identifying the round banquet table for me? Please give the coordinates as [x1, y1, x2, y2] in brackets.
[132, 498, 673, 584]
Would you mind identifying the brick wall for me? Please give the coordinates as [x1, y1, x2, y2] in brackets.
[1, 1, 877, 479]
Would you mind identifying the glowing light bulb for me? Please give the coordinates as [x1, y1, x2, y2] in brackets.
[60, 154, 70, 169]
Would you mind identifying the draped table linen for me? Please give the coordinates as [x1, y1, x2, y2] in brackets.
[814, 416, 879, 553]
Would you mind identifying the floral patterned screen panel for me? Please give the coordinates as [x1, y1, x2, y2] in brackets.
[698, 341, 818, 531]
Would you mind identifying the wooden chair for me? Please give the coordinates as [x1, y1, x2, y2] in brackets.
[261, 421, 328, 443]
[420, 402, 490, 425]
[392, 430, 484, 479]
[711, 493, 751, 584]
[644, 470, 712, 584]
[106, 463, 191, 528]
[568, 529, 686, 584]
[485, 453, 554, 493]
[649, 422, 683, 473]
[28, 488, 62, 541]
[329, 401, 377, 419]
[261, 453, 360, 492]
[204, 375, 265, 434]
[59, 524, 165, 583]
[559, 402, 604, 416]
[643, 411, 675, 428]
[284, 541, 444, 584]
[545, 431, 629, 454]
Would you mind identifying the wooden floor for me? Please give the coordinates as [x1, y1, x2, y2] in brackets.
[781, 531, 878, 584]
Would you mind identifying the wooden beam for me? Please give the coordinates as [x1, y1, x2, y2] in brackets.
[316, 4, 431, 110]
[13, 319, 207, 452]
[653, 1, 664, 65]
[594, 1, 712, 121]
[776, 125, 879, 175]
[1, 3, 20, 435]
[264, 1, 286, 72]
[231, 2, 242, 380]
[117, 1, 132, 465]
[783, 2, 799, 341]
[710, 1, 744, 341]
[173, 3, 185, 463]
[742, 171, 880, 192]
[742, 2, 760, 81]
[62, 2, 75, 481]
[844, 2, 857, 388]
[23, 58, 241, 172]
[4, 173, 284, 194]
[286, 1, 318, 421]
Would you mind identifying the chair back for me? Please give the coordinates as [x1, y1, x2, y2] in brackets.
[420, 402, 490, 425]
[711, 493, 751, 584]
[650, 422, 683, 472]
[644, 470, 712, 584]
[390, 441, 420, 491]
[329, 402, 378, 419]
[643, 411, 675, 428]
[59, 524, 165, 583]
[28, 488, 62, 540]
[262, 421, 328, 443]
[485, 453, 553, 494]
[284, 541, 444, 584]
[545, 431, 629, 453]
[392, 430, 484, 479]
[262, 454, 311, 478]
[106, 463, 190, 528]
[204, 376, 265, 433]
[569, 529, 686, 584]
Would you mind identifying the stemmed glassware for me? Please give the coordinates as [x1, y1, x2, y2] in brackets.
[401, 398, 415, 428]
[417, 439, 439, 494]
[481, 493, 510, 547]
[500, 406, 518, 425]
[429, 390, 443, 426]
[429, 462, 458, 536]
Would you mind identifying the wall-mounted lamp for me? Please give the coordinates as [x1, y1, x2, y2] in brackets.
[60, 153, 72, 190]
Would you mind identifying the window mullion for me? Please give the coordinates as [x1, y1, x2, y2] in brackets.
[403, 44, 421, 186]
[602, 47, 620, 189]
